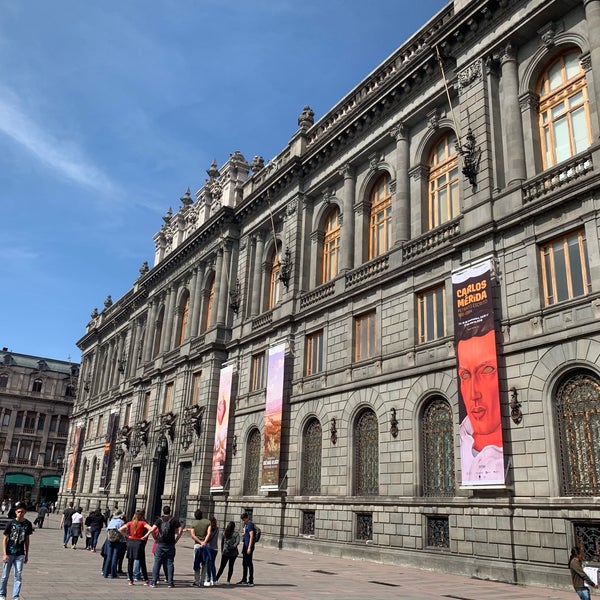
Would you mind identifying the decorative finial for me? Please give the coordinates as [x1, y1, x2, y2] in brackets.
[298, 105, 315, 129]
[180, 187, 193, 207]
[90, 307, 99, 319]
[162, 207, 173, 224]
[207, 159, 220, 179]
[250, 156, 265, 173]
[139, 261, 149, 276]
[104, 295, 113, 308]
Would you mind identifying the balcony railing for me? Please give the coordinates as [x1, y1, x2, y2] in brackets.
[402, 218, 460, 262]
[345, 255, 389, 288]
[300, 282, 335, 309]
[252, 311, 273, 331]
[522, 151, 593, 203]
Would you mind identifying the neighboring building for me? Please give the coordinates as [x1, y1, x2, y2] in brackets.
[0, 348, 77, 505]
[62, 0, 600, 590]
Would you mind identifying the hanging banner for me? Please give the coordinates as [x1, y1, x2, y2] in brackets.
[99, 411, 119, 491]
[453, 259, 505, 487]
[261, 343, 285, 489]
[210, 364, 233, 490]
[66, 424, 83, 492]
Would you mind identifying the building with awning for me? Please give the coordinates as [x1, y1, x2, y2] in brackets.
[0, 349, 78, 505]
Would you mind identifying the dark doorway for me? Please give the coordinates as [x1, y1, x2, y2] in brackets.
[175, 462, 192, 524]
[149, 437, 168, 521]
[127, 467, 141, 517]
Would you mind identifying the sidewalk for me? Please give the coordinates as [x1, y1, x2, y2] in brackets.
[9, 513, 577, 600]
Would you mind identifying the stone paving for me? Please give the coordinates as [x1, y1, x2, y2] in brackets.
[3, 513, 578, 600]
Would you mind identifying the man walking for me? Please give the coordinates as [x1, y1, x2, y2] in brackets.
[59, 502, 75, 548]
[0, 501, 33, 600]
[150, 506, 183, 588]
[237, 512, 255, 587]
[33, 504, 48, 529]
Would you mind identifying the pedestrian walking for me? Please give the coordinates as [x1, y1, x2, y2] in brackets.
[0, 501, 33, 600]
[69, 507, 84, 549]
[237, 512, 255, 587]
[149, 506, 183, 588]
[568, 547, 598, 600]
[59, 501, 75, 547]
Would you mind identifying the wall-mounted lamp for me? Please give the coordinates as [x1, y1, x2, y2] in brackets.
[278, 247, 292, 288]
[330, 417, 338, 445]
[509, 387, 522, 425]
[232, 435, 238, 457]
[390, 408, 399, 438]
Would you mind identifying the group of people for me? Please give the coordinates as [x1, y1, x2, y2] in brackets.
[56, 501, 257, 588]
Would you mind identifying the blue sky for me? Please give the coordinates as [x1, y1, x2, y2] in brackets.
[0, 0, 446, 362]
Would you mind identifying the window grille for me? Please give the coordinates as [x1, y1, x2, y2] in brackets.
[427, 515, 449, 548]
[301, 419, 322, 494]
[244, 429, 261, 495]
[302, 510, 315, 536]
[556, 371, 600, 496]
[422, 398, 455, 496]
[354, 409, 379, 495]
[356, 513, 373, 541]
[573, 522, 600, 562]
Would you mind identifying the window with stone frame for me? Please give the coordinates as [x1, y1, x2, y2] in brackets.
[243, 428, 261, 495]
[177, 291, 190, 346]
[353, 409, 379, 495]
[538, 49, 591, 169]
[250, 352, 266, 391]
[321, 206, 340, 283]
[32, 377, 43, 393]
[301, 418, 322, 494]
[305, 329, 324, 377]
[96, 414, 104, 438]
[354, 310, 376, 362]
[368, 173, 392, 259]
[540, 229, 591, 306]
[163, 382, 174, 413]
[0, 374, 7, 388]
[422, 397, 455, 496]
[556, 370, 600, 496]
[268, 245, 281, 310]
[573, 521, 600, 562]
[417, 285, 446, 343]
[427, 131, 459, 230]
[142, 391, 151, 420]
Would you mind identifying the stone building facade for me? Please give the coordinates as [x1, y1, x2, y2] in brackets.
[63, 0, 600, 590]
[0, 349, 77, 505]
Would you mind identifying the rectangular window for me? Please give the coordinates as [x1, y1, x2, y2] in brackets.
[15, 411, 23, 428]
[540, 229, 591, 305]
[574, 522, 600, 562]
[37, 414, 45, 431]
[24, 411, 36, 430]
[50, 415, 58, 432]
[426, 515, 450, 548]
[354, 311, 376, 362]
[143, 392, 151, 420]
[418, 285, 446, 343]
[356, 513, 373, 541]
[251, 353, 266, 391]
[123, 404, 131, 428]
[1, 411, 10, 427]
[305, 330, 324, 376]
[96, 414, 104, 437]
[58, 416, 69, 435]
[191, 372, 202, 406]
[163, 383, 174, 413]
[301, 510, 316, 536]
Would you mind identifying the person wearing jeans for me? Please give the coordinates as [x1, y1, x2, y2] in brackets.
[237, 513, 255, 587]
[1, 501, 33, 600]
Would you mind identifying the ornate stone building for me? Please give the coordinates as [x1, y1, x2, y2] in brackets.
[0, 349, 77, 505]
[63, 0, 600, 590]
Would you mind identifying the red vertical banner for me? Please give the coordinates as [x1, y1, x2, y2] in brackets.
[99, 411, 119, 491]
[452, 259, 505, 487]
[210, 364, 233, 490]
[66, 424, 83, 492]
[261, 343, 285, 489]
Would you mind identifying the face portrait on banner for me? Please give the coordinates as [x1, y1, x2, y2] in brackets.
[453, 260, 505, 487]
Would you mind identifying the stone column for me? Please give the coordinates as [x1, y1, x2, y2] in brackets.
[390, 123, 410, 243]
[339, 164, 356, 271]
[142, 300, 158, 363]
[217, 242, 231, 325]
[161, 286, 176, 353]
[500, 42, 526, 185]
[584, 0, 600, 132]
[251, 232, 265, 316]
[212, 249, 224, 328]
[190, 264, 205, 337]
[184, 268, 198, 341]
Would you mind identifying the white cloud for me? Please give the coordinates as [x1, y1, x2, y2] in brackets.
[0, 86, 116, 195]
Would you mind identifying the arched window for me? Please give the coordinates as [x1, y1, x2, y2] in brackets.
[153, 306, 165, 357]
[177, 291, 190, 346]
[555, 371, 600, 496]
[368, 174, 392, 259]
[427, 132, 459, 230]
[538, 49, 591, 169]
[243, 428, 262, 495]
[322, 207, 340, 283]
[32, 378, 43, 393]
[301, 418, 322, 494]
[422, 397, 455, 496]
[203, 276, 215, 332]
[353, 409, 378, 495]
[268, 245, 281, 310]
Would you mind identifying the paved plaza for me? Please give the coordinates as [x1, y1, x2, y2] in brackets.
[5, 513, 578, 600]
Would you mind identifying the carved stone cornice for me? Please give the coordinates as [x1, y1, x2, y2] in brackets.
[457, 59, 482, 91]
